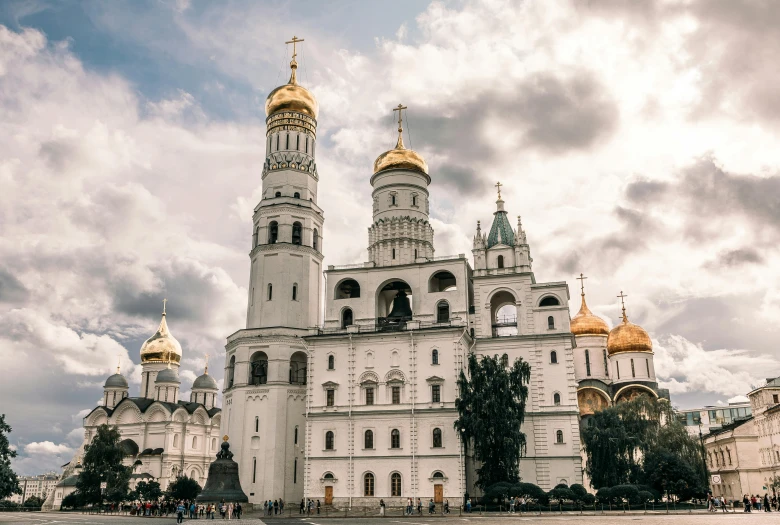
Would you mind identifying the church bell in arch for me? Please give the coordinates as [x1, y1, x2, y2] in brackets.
[387, 289, 413, 319]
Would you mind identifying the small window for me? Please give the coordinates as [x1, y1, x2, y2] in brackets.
[364, 429, 374, 449]
[501, 353, 509, 368]
[328, 355, 335, 370]
[252, 457, 257, 483]
[292, 284, 298, 301]
[433, 471, 444, 479]
[366, 387, 374, 405]
[326, 389, 335, 407]
[341, 308, 353, 329]
[276, 135, 279, 150]
[294, 192, 300, 198]
[364, 473, 374, 496]
[192, 436, 197, 449]
[414, 249, 418, 259]
[436, 301, 450, 323]
[392, 386, 401, 405]
[268, 221, 278, 244]
[547, 315, 555, 329]
[325, 431, 334, 450]
[173, 434, 179, 448]
[540, 296, 561, 306]
[255, 416, 259, 433]
[293, 457, 297, 484]
[267, 284, 273, 301]
[432, 428, 442, 448]
[313, 228, 319, 251]
[550, 350, 558, 364]
[431, 385, 441, 403]
[431, 349, 439, 365]
[391, 472, 401, 496]
[585, 349, 591, 377]
[631, 358, 636, 378]
[275, 191, 281, 197]
[616, 361, 620, 379]
[392, 248, 396, 259]
[292, 222, 303, 245]
[286, 133, 289, 149]
[391, 429, 400, 449]
[603, 349, 609, 377]
[556, 430, 564, 444]
[294, 426, 298, 444]
[646, 359, 650, 377]
[497, 255, 504, 268]
[391, 194, 396, 206]
[296, 135, 300, 151]
[305, 136, 309, 153]
[553, 393, 561, 406]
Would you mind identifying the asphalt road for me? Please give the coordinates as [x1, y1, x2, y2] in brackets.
[0, 511, 777, 525]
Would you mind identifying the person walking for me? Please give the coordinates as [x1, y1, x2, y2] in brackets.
[444, 499, 449, 514]
[743, 494, 751, 512]
[316, 500, 321, 515]
[176, 502, 185, 524]
[235, 503, 242, 520]
[417, 498, 422, 515]
[299, 499, 305, 514]
[765, 494, 771, 512]
[406, 498, 412, 515]
[379, 499, 385, 516]
[428, 499, 435, 514]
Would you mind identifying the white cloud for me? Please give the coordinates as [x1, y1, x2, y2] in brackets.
[24, 441, 74, 456]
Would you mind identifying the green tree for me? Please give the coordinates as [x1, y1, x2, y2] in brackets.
[0, 415, 21, 500]
[135, 480, 162, 502]
[61, 492, 84, 509]
[455, 353, 531, 489]
[166, 476, 201, 501]
[76, 424, 131, 505]
[23, 496, 44, 507]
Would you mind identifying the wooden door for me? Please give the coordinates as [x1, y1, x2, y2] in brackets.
[434, 484, 443, 503]
[325, 486, 333, 505]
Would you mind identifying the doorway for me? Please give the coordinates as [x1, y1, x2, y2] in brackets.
[434, 484, 443, 503]
[325, 486, 333, 505]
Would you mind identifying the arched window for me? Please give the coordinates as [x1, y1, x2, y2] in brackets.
[436, 301, 450, 323]
[414, 249, 418, 259]
[227, 355, 236, 388]
[429, 271, 457, 292]
[391, 194, 397, 206]
[391, 472, 402, 496]
[631, 358, 636, 378]
[289, 351, 307, 385]
[292, 222, 303, 245]
[342, 308, 353, 329]
[547, 315, 555, 329]
[192, 436, 197, 449]
[292, 284, 298, 301]
[539, 296, 561, 306]
[431, 349, 439, 365]
[432, 428, 442, 448]
[267, 283, 273, 301]
[603, 349, 609, 377]
[250, 351, 268, 385]
[433, 471, 444, 479]
[325, 431, 334, 450]
[412, 195, 418, 206]
[391, 429, 400, 449]
[294, 192, 300, 198]
[364, 473, 375, 496]
[336, 279, 360, 298]
[268, 221, 278, 244]
[275, 190, 281, 197]
[556, 430, 564, 444]
[550, 350, 558, 364]
[211, 438, 216, 450]
[255, 417, 259, 433]
[253, 227, 259, 247]
[313, 228, 319, 251]
[497, 255, 504, 268]
[173, 434, 179, 448]
[585, 349, 591, 377]
[553, 392, 561, 406]
[328, 355, 335, 370]
[294, 426, 298, 445]
[364, 430, 374, 449]
[501, 353, 509, 368]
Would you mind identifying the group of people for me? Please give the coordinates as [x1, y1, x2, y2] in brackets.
[172, 500, 242, 522]
[741, 493, 777, 512]
[298, 498, 321, 514]
[262, 498, 284, 516]
[507, 496, 528, 512]
[398, 498, 450, 515]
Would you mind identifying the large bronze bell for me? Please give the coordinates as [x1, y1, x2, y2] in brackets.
[387, 289, 413, 319]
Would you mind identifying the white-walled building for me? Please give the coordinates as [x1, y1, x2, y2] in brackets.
[222, 42, 583, 509]
[7, 473, 59, 504]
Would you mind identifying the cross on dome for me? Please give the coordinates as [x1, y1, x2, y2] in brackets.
[617, 290, 628, 322]
[495, 181, 502, 199]
[285, 35, 305, 85]
[392, 104, 408, 149]
[576, 273, 588, 296]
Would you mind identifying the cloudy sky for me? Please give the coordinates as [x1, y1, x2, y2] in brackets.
[2, 0, 779, 474]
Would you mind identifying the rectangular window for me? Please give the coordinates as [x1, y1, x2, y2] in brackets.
[326, 389, 335, 407]
[293, 458, 297, 484]
[432, 385, 441, 403]
[774, 394, 779, 404]
[392, 248, 396, 259]
[252, 457, 257, 483]
[392, 386, 401, 405]
[616, 361, 620, 379]
[646, 359, 650, 377]
[366, 388, 374, 405]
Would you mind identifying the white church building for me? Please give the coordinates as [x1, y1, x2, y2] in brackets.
[220, 40, 583, 508]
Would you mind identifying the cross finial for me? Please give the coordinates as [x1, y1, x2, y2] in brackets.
[617, 290, 628, 322]
[162, 298, 167, 315]
[285, 35, 305, 84]
[116, 354, 122, 374]
[576, 273, 588, 297]
[392, 103, 408, 149]
[495, 181, 503, 199]
[204, 353, 210, 375]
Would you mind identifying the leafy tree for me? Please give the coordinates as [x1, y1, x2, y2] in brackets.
[0, 415, 21, 500]
[510, 482, 547, 504]
[166, 476, 201, 502]
[135, 480, 162, 502]
[637, 490, 655, 504]
[23, 496, 44, 507]
[642, 448, 701, 500]
[76, 424, 131, 505]
[61, 492, 85, 509]
[548, 487, 575, 505]
[455, 353, 531, 488]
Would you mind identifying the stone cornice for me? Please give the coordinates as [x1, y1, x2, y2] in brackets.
[249, 242, 324, 260]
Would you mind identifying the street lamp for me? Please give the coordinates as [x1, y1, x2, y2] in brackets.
[698, 423, 709, 493]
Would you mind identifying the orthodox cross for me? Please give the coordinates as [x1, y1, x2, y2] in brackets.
[162, 297, 167, 315]
[204, 353, 210, 374]
[576, 273, 588, 296]
[617, 290, 628, 321]
[393, 104, 408, 148]
[116, 354, 122, 373]
[495, 181, 502, 199]
[285, 35, 304, 61]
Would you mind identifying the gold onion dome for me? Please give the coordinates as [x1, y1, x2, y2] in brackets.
[606, 294, 652, 355]
[265, 38, 318, 119]
[570, 295, 609, 337]
[373, 104, 428, 175]
[140, 302, 183, 364]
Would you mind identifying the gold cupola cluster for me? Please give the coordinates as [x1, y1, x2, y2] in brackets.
[265, 36, 319, 119]
[606, 291, 653, 355]
[373, 104, 428, 175]
[139, 300, 183, 364]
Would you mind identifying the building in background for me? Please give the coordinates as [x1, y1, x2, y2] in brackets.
[7, 473, 59, 504]
[678, 402, 752, 437]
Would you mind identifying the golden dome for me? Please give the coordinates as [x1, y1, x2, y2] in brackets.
[607, 314, 652, 355]
[265, 54, 318, 119]
[570, 294, 609, 336]
[373, 104, 428, 175]
[140, 309, 182, 364]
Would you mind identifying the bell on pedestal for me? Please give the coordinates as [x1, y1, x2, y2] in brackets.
[196, 436, 248, 503]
